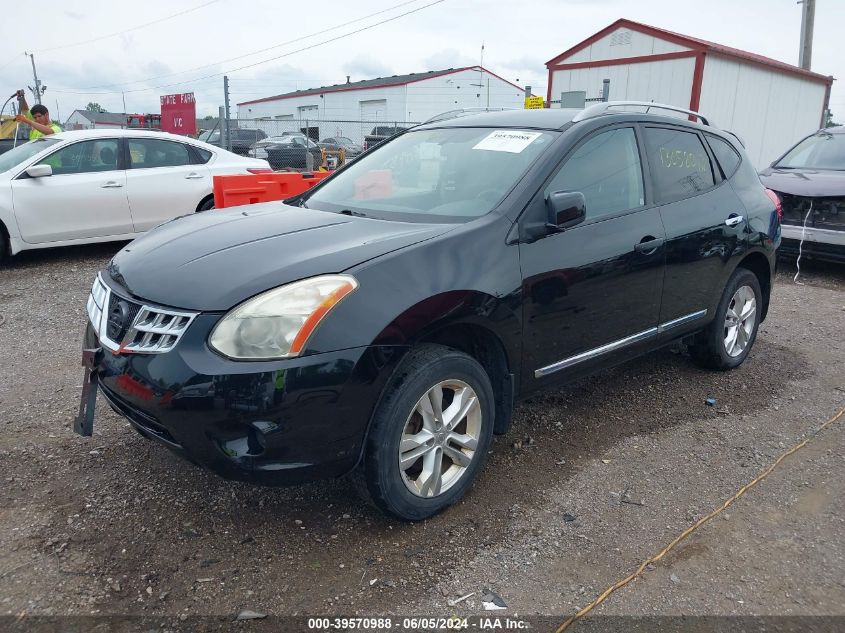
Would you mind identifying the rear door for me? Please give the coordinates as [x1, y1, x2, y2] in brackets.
[519, 124, 666, 389]
[641, 125, 748, 338]
[124, 137, 211, 232]
[11, 137, 132, 243]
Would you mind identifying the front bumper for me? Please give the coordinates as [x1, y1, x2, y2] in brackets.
[85, 313, 406, 485]
[780, 224, 845, 262]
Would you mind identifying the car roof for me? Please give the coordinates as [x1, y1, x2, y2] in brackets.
[50, 129, 204, 142]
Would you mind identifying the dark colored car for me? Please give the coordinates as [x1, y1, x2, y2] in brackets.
[363, 125, 408, 151]
[759, 126, 845, 262]
[78, 104, 779, 521]
[199, 128, 267, 156]
[260, 135, 322, 170]
[318, 136, 363, 158]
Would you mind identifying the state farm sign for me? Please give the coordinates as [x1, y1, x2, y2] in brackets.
[160, 92, 196, 136]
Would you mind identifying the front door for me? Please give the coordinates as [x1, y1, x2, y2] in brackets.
[12, 138, 132, 243]
[124, 137, 210, 232]
[519, 125, 665, 389]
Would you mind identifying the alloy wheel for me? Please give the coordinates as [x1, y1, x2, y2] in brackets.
[398, 380, 482, 498]
[723, 285, 757, 357]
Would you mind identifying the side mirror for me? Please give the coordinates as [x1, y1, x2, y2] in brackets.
[25, 164, 53, 178]
[546, 191, 586, 231]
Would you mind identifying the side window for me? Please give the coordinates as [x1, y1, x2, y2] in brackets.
[644, 127, 715, 203]
[37, 139, 120, 175]
[544, 127, 644, 220]
[128, 138, 191, 169]
[706, 134, 741, 179]
[193, 146, 213, 164]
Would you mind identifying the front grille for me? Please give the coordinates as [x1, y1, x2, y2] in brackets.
[86, 274, 197, 355]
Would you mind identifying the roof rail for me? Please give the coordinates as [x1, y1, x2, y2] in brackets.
[572, 101, 713, 127]
[423, 107, 518, 125]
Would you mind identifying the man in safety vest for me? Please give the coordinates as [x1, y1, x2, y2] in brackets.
[14, 90, 62, 140]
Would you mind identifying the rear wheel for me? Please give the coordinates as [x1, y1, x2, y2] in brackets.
[197, 196, 215, 212]
[354, 344, 494, 521]
[0, 231, 8, 263]
[691, 268, 761, 370]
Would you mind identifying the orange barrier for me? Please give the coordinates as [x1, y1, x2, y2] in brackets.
[213, 171, 331, 209]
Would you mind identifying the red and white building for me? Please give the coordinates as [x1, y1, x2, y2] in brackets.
[546, 19, 834, 167]
[237, 66, 524, 130]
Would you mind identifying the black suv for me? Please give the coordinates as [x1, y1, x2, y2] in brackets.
[78, 103, 780, 521]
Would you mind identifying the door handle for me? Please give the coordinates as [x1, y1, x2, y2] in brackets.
[185, 172, 204, 179]
[634, 236, 664, 253]
[725, 214, 744, 227]
[101, 181, 123, 188]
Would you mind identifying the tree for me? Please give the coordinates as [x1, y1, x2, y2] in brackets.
[85, 102, 105, 113]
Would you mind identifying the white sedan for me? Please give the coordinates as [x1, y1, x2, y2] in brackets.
[0, 129, 271, 259]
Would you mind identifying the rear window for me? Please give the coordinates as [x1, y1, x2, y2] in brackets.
[644, 127, 715, 203]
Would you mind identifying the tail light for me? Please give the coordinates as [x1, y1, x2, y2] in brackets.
[247, 168, 274, 174]
[764, 189, 782, 221]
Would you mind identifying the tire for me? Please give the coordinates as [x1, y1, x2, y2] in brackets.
[353, 343, 495, 521]
[0, 230, 8, 263]
[197, 197, 215, 212]
[690, 267, 762, 370]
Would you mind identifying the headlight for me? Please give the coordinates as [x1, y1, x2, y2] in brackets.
[208, 275, 358, 360]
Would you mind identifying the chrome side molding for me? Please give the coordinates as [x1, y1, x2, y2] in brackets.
[534, 309, 708, 378]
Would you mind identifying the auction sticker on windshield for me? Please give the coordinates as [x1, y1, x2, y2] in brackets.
[473, 130, 543, 153]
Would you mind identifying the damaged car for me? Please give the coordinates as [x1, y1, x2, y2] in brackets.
[77, 104, 780, 521]
[760, 126, 845, 262]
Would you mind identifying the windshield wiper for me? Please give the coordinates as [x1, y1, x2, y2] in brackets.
[340, 209, 367, 217]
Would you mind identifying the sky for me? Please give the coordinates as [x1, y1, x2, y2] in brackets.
[0, 0, 842, 123]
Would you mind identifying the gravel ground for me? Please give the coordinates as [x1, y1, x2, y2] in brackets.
[0, 244, 843, 628]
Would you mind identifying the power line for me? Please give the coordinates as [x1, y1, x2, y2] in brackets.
[33, 0, 222, 53]
[48, 0, 447, 96]
[77, 0, 425, 90]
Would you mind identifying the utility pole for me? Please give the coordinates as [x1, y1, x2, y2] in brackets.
[26, 52, 42, 104]
[223, 75, 232, 152]
[798, 0, 815, 70]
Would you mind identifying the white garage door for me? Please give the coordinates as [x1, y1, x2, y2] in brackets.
[360, 99, 387, 121]
[298, 105, 319, 119]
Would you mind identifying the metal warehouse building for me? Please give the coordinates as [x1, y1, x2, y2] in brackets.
[546, 19, 834, 167]
[237, 66, 524, 138]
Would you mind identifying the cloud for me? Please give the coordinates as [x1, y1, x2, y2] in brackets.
[423, 48, 477, 70]
[342, 55, 393, 80]
[64, 11, 85, 20]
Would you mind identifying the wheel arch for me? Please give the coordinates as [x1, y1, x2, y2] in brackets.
[0, 217, 11, 259]
[735, 250, 772, 321]
[196, 193, 215, 212]
[416, 322, 515, 435]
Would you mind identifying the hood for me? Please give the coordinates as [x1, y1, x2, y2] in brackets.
[759, 167, 845, 197]
[108, 202, 451, 311]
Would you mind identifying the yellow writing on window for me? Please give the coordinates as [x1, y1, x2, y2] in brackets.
[658, 147, 707, 173]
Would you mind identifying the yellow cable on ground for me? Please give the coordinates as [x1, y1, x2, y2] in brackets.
[555, 405, 845, 633]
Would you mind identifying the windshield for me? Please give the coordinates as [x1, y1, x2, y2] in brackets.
[199, 130, 220, 142]
[776, 132, 845, 170]
[0, 138, 61, 174]
[304, 127, 556, 221]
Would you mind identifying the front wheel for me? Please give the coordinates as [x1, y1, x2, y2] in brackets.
[690, 268, 762, 370]
[197, 197, 215, 212]
[353, 344, 495, 521]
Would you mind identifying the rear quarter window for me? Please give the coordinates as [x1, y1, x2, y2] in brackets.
[706, 134, 741, 179]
